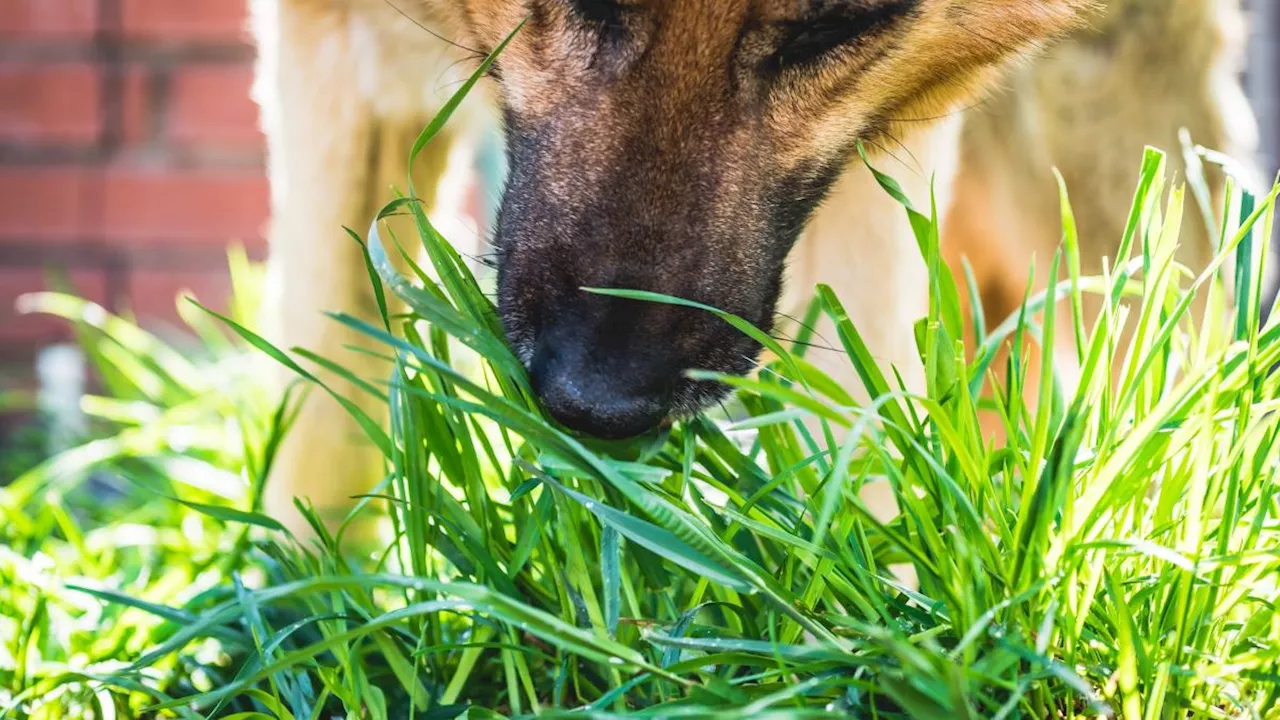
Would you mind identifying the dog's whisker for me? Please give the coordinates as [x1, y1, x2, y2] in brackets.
[879, 130, 925, 177]
[882, 96, 990, 126]
[766, 325, 845, 355]
[772, 311, 840, 350]
[382, 0, 487, 58]
[772, 337, 847, 355]
[716, 398, 734, 421]
[862, 137, 926, 182]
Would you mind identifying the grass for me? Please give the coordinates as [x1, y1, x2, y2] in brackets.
[3, 50, 1280, 718]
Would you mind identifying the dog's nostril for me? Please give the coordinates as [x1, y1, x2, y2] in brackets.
[531, 356, 669, 440]
[546, 388, 666, 440]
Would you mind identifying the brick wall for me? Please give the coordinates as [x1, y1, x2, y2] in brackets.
[0, 0, 265, 368]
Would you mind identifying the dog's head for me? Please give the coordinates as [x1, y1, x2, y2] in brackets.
[450, 0, 1083, 438]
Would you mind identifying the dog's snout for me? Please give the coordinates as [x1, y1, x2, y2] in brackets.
[530, 340, 670, 440]
[538, 375, 667, 439]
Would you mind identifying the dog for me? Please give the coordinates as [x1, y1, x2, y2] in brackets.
[248, 0, 1258, 537]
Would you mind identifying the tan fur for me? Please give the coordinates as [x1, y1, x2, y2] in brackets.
[249, 0, 491, 536]
[250, 0, 1256, 538]
[948, 0, 1258, 415]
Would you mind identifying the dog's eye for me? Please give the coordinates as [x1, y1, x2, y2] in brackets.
[765, 3, 911, 74]
[569, 0, 626, 28]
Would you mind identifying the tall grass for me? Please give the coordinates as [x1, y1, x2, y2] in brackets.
[4, 48, 1280, 718]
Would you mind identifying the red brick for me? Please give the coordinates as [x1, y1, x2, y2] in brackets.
[0, 0, 98, 39]
[0, 64, 102, 144]
[120, 0, 249, 44]
[0, 168, 94, 242]
[125, 267, 231, 330]
[0, 268, 108, 345]
[120, 65, 154, 146]
[170, 64, 262, 149]
[100, 168, 267, 247]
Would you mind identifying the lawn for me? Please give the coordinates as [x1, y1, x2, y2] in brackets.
[2, 56, 1279, 719]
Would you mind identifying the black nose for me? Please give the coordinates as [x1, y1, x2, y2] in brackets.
[530, 347, 670, 440]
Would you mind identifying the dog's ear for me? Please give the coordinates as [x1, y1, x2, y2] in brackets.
[863, 0, 1091, 130]
[942, 0, 1093, 54]
[961, 0, 1093, 36]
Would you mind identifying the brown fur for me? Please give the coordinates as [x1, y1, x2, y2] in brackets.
[250, 0, 1256, 537]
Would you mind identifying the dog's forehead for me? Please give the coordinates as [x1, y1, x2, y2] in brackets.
[617, 0, 911, 22]
[557, 0, 891, 20]
[752, 0, 912, 22]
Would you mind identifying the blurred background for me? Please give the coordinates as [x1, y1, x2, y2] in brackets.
[1, 0, 1278, 475]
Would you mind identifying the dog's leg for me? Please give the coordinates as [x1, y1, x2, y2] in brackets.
[1047, 0, 1260, 306]
[785, 115, 965, 525]
[252, 2, 382, 540]
[251, 1, 472, 541]
[948, 0, 1259, 409]
[945, 82, 1073, 426]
